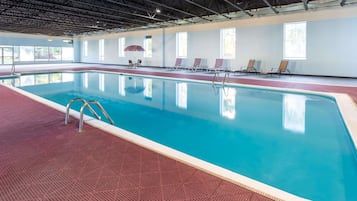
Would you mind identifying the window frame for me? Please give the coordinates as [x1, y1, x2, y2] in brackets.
[83, 40, 88, 57]
[220, 28, 236, 59]
[99, 39, 104, 61]
[143, 36, 152, 58]
[176, 32, 187, 58]
[118, 37, 125, 57]
[283, 21, 307, 60]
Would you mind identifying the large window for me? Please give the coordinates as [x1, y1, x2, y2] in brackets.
[3, 46, 72, 62]
[62, 47, 74, 61]
[1, 47, 13, 64]
[99, 39, 104, 60]
[118, 37, 125, 57]
[49, 47, 61, 61]
[284, 21, 306, 60]
[143, 36, 152, 58]
[35, 47, 49, 61]
[20, 46, 34, 61]
[176, 32, 187, 58]
[220, 28, 236, 59]
[83, 40, 88, 57]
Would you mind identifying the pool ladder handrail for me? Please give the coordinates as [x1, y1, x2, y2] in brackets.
[65, 98, 114, 132]
[212, 70, 229, 86]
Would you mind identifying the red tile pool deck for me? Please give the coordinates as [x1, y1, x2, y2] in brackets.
[0, 70, 274, 200]
[1, 66, 357, 201]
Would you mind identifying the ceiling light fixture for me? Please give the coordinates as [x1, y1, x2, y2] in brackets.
[62, 39, 72, 43]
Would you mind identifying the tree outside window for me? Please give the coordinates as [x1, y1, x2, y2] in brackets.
[284, 22, 307, 60]
[220, 28, 236, 59]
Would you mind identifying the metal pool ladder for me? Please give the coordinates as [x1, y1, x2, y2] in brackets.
[65, 98, 114, 132]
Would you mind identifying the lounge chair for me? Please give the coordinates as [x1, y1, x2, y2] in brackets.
[169, 58, 183, 70]
[137, 59, 142, 67]
[190, 58, 202, 71]
[235, 59, 256, 74]
[208, 58, 224, 73]
[128, 60, 134, 68]
[263, 60, 290, 76]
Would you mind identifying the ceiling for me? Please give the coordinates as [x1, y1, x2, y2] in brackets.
[0, 0, 355, 37]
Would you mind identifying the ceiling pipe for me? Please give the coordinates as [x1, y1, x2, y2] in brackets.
[223, 0, 253, 17]
[302, 0, 309, 10]
[185, 0, 231, 19]
[104, 0, 180, 21]
[76, 1, 165, 23]
[340, 0, 347, 6]
[261, 0, 279, 14]
[18, 0, 149, 25]
[143, 0, 211, 22]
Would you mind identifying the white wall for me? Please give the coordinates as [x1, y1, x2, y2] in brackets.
[79, 7, 357, 77]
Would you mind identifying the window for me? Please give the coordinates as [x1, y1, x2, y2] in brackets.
[118, 37, 125, 57]
[143, 36, 152, 58]
[62, 47, 73, 61]
[176, 32, 187, 58]
[284, 22, 306, 60]
[13, 46, 20, 62]
[220, 28, 236, 59]
[19, 46, 34, 61]
[83, 40, 88, 57]
[2, 47, 13, 64]
[99, 39, 104, 60]
[34, 47, 49, 61]
[49, 47, 61, 61]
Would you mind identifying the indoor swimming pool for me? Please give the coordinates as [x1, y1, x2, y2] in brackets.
[2, 71, 357, 201]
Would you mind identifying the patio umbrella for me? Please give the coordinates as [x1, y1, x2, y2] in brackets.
[124, 45, 145, 52]
[124, 45, 145, 68]
[125, 77, 145, 93]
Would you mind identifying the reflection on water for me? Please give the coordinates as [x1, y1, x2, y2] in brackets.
[143, 78, 152, 99]
[99, 74, 105, 92]
[17, 73, 74, 87]
[283, 94, 306, 134]
[21, 75, 35, 86]
[220, 87, 236, 119]
[118, 75, 125, 96]
[83, 73, 88, 88]
[176, 82, 187, 109]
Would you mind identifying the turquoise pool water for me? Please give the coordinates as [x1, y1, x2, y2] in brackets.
[3, 71, 357, 201]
